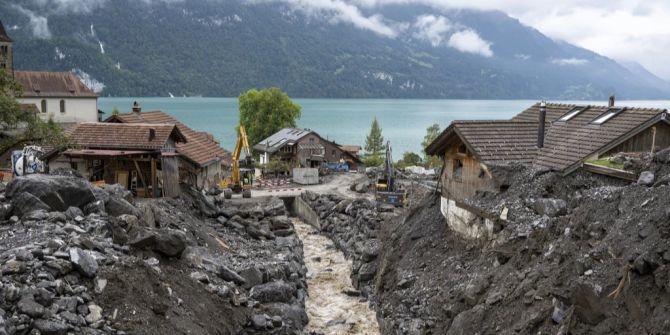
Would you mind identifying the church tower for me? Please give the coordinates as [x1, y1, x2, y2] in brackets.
[0, 20, 13, 76]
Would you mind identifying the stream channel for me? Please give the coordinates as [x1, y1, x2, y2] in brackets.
[293, 218, 380, 335]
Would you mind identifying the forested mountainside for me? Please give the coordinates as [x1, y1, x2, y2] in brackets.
[3, 0, 669, 99]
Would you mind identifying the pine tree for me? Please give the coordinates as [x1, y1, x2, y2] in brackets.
[365, 117, 384, 156]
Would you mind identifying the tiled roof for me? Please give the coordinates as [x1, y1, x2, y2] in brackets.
[0, 20, 11, 43]
[69, 123, 185, 150]
[427, 102, 668, 173]
[339, 145, 362, 153]
[451, 121, 539, 165]
[106, 111, 231, 167]
[253, 128, 312, 153]
[535, 104, 667, 172]
[15, 71, 97, 98]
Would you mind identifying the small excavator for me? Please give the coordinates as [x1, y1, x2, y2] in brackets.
[221, 126, 255, 199]
[375, 141, 406, 207]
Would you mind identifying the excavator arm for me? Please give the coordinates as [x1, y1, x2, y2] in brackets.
[223, 126, 254, 198]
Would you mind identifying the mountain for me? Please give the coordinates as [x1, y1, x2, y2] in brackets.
[2, 0, 669, 99]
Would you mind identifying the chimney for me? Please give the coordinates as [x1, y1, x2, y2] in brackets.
[538, 101, 546, 148]
[132, 101, 141, 113]
[149, 128, 156, 140]
[608, 95, 615, 107]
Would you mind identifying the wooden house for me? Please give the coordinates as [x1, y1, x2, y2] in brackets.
[254, 128, 361, 170]
[105, 105, 232, 190]
[46, 123, 186, 197]
[426, 101, 670, 238]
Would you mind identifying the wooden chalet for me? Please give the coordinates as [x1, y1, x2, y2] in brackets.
[46, 123, 186, 197]
[425, 100, 669, 239]
[427, 101, 670, 204]
[254, 128, 362, 170]
[105, 104, 232, 190]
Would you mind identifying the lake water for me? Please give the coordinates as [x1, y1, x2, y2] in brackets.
[99, 98, 670, 159]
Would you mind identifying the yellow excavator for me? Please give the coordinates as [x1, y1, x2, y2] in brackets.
[220, 126, 255, 199]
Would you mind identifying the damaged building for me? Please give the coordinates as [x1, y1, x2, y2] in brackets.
[105, 104, 232, 190]
[45, 122, 186, 197]
[254, 128, 361, 170]
[426, 100, 670, 239]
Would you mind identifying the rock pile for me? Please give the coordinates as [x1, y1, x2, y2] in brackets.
[0, 175, 309, 334]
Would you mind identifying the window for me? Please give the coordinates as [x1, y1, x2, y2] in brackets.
[453, 159, 463, 181]
[457, 144, 467, 154]
[591, 108, 625, 125]
[331, 149, 335, 156]
[558, 106, 586, 122]
[59, 100, 65, 114]
[41, 100, 47, 114]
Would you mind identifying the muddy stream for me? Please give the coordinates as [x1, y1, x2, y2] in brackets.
[293, 219, 380, 335]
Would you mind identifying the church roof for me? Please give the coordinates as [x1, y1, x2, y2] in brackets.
[0, 20, 12, 43]
[14, 71, 97, 98]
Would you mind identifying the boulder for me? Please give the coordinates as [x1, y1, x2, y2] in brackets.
[6, 174, 95, 211]
[64, 206, 84, 220]
[11, 193, 51, 217]
[534, 198, 568, 217]
[638, 171, 655, 186]
[106, 197, 138, 217]
[358, 239, 380, 262]
[83, 200, 105, 215]
[154, 230, 188, 257]
[218, 265, 246, 286]
[181, 185, 219, 218]
[250, 280, 296, 303]
[32, 319, 70, 335]
[17, 296, 45, 317]
[240, 266, 264, 289]
[572, 284, 605, 325]
[354, 180, 370, 193]
[358, 262, 378, 281]
[271, 216, 292, 231]
[251, 314, 268, 330]
[69, 247, 98, 278]
[128, 228, 187, 257]
[264, 197, 286, 217]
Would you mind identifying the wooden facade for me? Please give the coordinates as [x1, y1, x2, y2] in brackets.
[441, 137, 496, 202]
[604, 122, 670, 156]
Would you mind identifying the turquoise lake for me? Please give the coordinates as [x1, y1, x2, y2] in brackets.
[99, 98, 670, 159]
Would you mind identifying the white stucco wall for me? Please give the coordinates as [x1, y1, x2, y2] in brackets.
[48, 155, 89, 178]
[440, 196, 494, 240]
[21, 97, 98, 123]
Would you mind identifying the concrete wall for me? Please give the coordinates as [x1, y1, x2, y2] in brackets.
[293, 168, 319, 185]
[196, 163, 222, 190]
[21, 97, 98, 123]
[292, 196, 320, 229]
[440, 196, 494, 240]
[48, 155, 89, 177]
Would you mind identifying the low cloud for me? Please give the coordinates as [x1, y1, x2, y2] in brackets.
[260, 0, 401, 37]
[13, 5, 52, 39]
[551, 58, 589, 66]
[413, 15, 451, 46]
[447, 29, 493, 57]
[29, 0, 108, 14]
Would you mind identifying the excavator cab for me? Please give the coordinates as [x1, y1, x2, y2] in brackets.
[375, 141, 406, 207]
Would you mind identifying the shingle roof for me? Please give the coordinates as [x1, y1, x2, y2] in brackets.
[253, 128, 312, 153]
[427, 102, 668, 174]
[451, 121, 540, 165]
[106, 111, 231, 167]
[15, 71, 97, 98]
[69, 123, 185, 150]
[0, 20, 12, 43]
[535, 104, 667, 172]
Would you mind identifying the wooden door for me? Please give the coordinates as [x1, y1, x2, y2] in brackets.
[116, 170, 129, 189]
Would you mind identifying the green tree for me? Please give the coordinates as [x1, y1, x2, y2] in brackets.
[421, 123, 441, 151]
[0, 70, 66, 157]
[397, 151, 422, 168]
[364, 117, 384, 156]
[422, 123, 443, 168]
[239, 87, 302, 148]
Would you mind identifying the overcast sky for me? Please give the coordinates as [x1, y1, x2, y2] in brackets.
[272, 0, 670, 79]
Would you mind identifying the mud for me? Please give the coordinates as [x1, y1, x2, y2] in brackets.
[293, 218, 379, 335]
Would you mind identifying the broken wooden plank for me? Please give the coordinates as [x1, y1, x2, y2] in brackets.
[583, 163, 637, 181]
